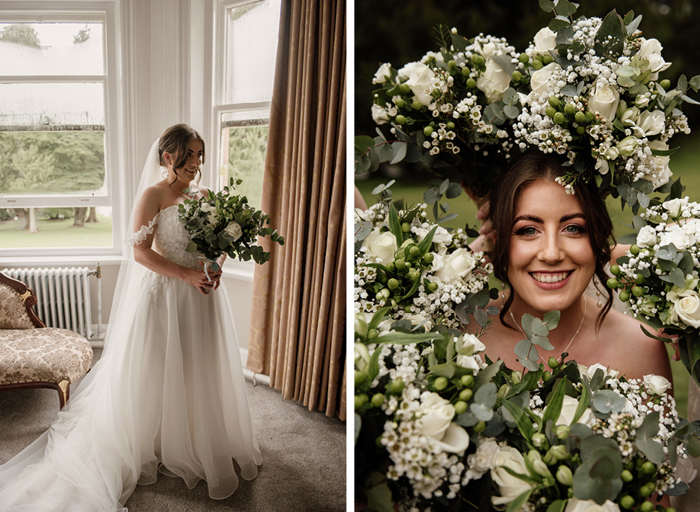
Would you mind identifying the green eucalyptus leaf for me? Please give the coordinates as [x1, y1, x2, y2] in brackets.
[470, 402, 494, 422]
[539, 0, 555, 12]
[549, 16, 571, 32]
[475, 382, 498, 408]
[594, 10, 625, 61]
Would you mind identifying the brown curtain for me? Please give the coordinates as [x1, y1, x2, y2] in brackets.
[247, 0, 346, 421]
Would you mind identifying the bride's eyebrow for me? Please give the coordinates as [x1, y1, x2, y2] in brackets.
[513, 214, 542, 224]
[560, 213, 586, 222]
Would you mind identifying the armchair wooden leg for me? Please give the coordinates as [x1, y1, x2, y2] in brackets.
[57, 380, 70, 408]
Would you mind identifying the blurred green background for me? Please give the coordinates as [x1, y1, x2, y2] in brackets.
[355, 0, 700, 416]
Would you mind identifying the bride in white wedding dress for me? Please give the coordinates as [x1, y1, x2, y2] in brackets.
[0, 124, 262, 511]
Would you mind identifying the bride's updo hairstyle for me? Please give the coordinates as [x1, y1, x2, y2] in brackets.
[489, 151, 614, 330]
[158, 123, 205, 184]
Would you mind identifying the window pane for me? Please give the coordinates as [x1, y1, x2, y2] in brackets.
[0, 83, 105, 129]
[0, 22, 104, 76]
[0, 131, 106, 196]
[224, 0, 281, 104]
[0, 206, 112, 248]
[219, 124, 268, 210]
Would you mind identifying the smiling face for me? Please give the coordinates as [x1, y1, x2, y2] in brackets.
[165, 138, 203, 184]
[179, 138, 203, 178]
[507, 179, 596, 315]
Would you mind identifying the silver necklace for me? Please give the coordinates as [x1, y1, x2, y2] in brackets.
[508, 298, 587, 363]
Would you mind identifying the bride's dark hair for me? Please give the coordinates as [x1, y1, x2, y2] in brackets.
[158, 123, 205, 185]
[489, 150, 614, 331]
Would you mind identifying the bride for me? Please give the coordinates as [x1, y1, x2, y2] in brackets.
[477, 150, 673, 383]
[0, 124, 262, 510]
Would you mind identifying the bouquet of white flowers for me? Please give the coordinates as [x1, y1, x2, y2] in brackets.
[489, 354, 692, 512]
[355, 192, 493, 332]
[178, 178, 284, 270]
[514, 4, 698, 205]
[608, 196, 700, 383]
[354, 307, 504, 512]
[356, 26, 527, 199]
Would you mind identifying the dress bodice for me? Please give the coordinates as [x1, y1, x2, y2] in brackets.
[153, 205, 200, 269]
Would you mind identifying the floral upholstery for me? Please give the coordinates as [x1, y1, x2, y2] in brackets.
[0, 282, 34, 329]
[0, 328, 93, 385]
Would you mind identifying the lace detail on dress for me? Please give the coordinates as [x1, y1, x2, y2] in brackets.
[124, 217, 158, 246]
[153, 206, 200, 269]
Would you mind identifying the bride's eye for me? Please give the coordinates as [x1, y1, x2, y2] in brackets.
[514, 226, 537, 236]
[564, 224, 586, 234]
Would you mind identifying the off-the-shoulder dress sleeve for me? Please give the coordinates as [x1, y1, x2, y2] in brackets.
[124, 212, 161, 246]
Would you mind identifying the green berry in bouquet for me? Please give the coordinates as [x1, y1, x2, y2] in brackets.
[177, 178, 284, 269]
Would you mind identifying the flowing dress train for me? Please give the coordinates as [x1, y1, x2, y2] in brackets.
[0, 205, 262, 511]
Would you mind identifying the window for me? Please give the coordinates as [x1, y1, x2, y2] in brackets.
[0, 2, 121, 254]
[213, 0, 281, 213]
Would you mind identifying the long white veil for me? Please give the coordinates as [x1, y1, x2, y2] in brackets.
[103, 139, 163, 357]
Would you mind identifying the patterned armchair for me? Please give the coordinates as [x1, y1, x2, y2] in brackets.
[0, 272, 93, 408]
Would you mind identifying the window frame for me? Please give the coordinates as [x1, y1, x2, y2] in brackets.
[0, 1, 123, 257]
[211, 0, 278, 276]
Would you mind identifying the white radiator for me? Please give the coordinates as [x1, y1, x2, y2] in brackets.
[2, 266, 102, 340]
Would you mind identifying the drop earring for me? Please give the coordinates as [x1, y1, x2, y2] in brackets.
[594, 276, 602, 308]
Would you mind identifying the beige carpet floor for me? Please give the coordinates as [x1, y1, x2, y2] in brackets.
[0, 348, 346, 512]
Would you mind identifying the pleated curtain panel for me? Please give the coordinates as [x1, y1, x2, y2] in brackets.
[247, 0, 346, 420]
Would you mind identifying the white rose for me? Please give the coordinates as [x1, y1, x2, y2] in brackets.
[660, 226, 691, 251]
[371, 104, 389, 125]
[533, 27, 557, 55]
[398, 61, 435, 106]
[556, 395, 593, 426]
[372, 63, 391, 84]
[491, 446, 537, 509]
[476, 58, 512, 103]
[206, 212, 218, 226]
[616, 136, 639, 157]
[643, 374, 672, 395]
[362, 229, 397, 264]
[667, 289, 700, 328]
[414, 225, 453, 246]
[588, 82, 620, 124]
[530, 63, 561, 96]
[223, 221, 243, 241]
[647, 141, 673, 188]
[636, 225, 657, 248]
[565, 498, 620, 512]
[416, 393, 470, 453]
[581, 363, 619, 380]
[638, 38, 671, 76]
[461, 332, 486, 355]
[434, 248, 477, 283]
[456, 333, 485, 370]
[402, 312, 432, 331]
[200, 202, 213, 212]
[663, 198, 684, 217]
[636, 110, 666, 137]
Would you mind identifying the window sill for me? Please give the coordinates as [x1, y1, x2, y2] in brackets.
[0, 254, 124, 267]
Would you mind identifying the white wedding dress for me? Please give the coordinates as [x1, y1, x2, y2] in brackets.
[0, 204, 262, 511]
